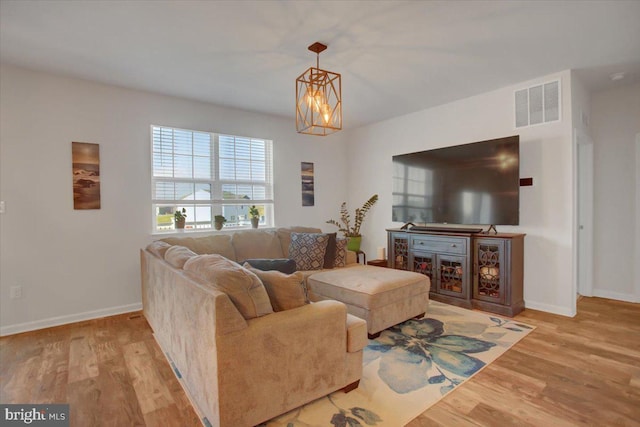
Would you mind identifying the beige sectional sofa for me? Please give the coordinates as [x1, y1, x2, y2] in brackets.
[141, 227, 365, 427]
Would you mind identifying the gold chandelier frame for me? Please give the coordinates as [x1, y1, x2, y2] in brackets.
[296, 42, 342, 136]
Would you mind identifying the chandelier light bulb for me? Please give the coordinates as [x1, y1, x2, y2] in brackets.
[321, 103, 331, 123]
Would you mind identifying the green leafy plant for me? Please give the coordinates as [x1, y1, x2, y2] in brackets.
[249, 205, 260, 219]
[214, 215, 227, 224]
[326, 194, 378, 237]
[174, 208, 187, 222]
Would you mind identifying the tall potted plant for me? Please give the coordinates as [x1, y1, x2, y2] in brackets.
[326, 194, 378, 251]
[249, 205, 260, 229]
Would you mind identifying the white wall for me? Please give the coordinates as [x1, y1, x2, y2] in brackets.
[0, 64, 348, 335]
[344, 71, 577, 316]
[590, 82, 640, 302]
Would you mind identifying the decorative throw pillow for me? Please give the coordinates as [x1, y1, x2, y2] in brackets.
[288, 232, 330, 271]
[146, 240, 172, 259]
[164, 245, 197, 269]
[277, 226, 322, 257]
[323, 232, 337, 269]
[334, 238, 348, 268]
[243, 263, 307, 311]
[241, 258, 297, 274]
[184, 254, 273, 319]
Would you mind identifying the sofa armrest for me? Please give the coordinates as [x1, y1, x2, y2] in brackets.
[215, 300, 354, 425]
[346, 314, 367, 352]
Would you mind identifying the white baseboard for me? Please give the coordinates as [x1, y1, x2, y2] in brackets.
[0, 303, 143, 337]
[592, 289, 639, 303]
[524, 300, 576, 317]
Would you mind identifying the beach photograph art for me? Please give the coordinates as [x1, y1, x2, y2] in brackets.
[301, 162, 314, 206]
[72, 142, 101, 209]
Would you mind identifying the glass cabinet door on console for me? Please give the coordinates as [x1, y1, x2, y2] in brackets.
[410, 251, 435, 282]
[474, 238, 506, 305]
[388, 232, 409, 270]
[437, 255, 468, 298]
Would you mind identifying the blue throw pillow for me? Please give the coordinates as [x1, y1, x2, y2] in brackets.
[241, 258, 297, 274]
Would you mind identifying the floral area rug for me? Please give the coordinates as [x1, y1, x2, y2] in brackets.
[266, 300, 534, 427]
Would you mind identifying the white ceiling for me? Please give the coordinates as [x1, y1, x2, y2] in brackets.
[1, 0, 639, 129]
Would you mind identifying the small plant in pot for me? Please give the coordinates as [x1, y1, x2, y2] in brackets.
[174, 208, 187, 229]
[214, 215, 227, 231]
[326, 194, 378, 252]
[249, 205, 260, 229]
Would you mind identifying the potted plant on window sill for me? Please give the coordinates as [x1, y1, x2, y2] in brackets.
[214, 215, 227, 231]
[249, 205, 260, 229]
[326, 194, 378, 252]
[174, 208, 187, 230]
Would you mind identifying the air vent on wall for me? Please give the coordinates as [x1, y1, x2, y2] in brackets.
[515, 80, 560, 128]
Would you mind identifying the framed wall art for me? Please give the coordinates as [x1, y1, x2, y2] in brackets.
[72, 142, 101, 209]
[301, 162, 314, 207]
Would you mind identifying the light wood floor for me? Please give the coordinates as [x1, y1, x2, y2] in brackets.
[1, 297, 639, 426]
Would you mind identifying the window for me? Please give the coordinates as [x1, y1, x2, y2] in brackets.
[151, 126, 274, 232]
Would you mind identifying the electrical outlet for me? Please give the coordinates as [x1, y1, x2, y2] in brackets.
[10, 286, 22, 299]
[0, 201, 5, 214]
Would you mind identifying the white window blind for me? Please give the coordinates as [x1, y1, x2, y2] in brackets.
[151, 126, 274, 232]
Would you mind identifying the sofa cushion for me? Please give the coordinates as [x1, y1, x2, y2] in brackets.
[244, 263, 307, 311]
[241, 258, 297, 274]
[289, 232, 330, 271]
[147, 240, 172, 259]
[277, 226, 322, 257]
[161, 235, 236, 261]
[334, 238, 348, 268]
[164, 245, 197, 269]
[184, 254, 273, 319]
[232, 230, 284, 261]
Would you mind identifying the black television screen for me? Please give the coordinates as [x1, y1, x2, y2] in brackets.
[392, 136, 520, 226]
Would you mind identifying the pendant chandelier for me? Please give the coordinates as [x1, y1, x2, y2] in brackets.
[296, 42, 342, 136]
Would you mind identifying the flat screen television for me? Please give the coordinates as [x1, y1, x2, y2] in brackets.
[392, 135, 520, 226]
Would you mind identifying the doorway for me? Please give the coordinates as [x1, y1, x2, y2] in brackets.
[577, 130, 594, 298]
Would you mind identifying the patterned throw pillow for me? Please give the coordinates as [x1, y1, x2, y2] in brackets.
[288, 232, 330, 271]
[334, 238, 348, 267]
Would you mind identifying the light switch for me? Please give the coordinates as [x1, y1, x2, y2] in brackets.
[0, 201, 4, 214]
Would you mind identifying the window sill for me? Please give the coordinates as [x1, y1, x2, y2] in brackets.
[151, 226, 276, 237]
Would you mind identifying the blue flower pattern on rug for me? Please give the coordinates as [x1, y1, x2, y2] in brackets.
[366, 317, 497, 394]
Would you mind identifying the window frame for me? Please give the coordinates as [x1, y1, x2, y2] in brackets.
[150, 125, 274, 233]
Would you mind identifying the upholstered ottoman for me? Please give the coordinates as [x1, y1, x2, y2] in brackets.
[307, 265, 431, 338]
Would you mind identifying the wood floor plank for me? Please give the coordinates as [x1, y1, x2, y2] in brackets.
[94, 355, 147, 426]
[1, 296, 638, 426]
[122, 341, 175, 415]
[67, 327, 99, 384]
